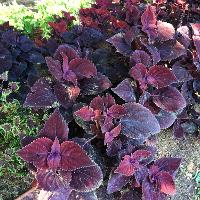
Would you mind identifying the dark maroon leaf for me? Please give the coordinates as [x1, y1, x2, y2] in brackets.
[121, 190, 141, 200]
[60, 141, 93, 171]
[70, 164, 103, 192]
[39, 108, 69, 141]
[69, 58, 97, 79]
[36, 169, 71, 191]
[155, 110, 177, 129]
[80, 72, 112, 95]
[130, 50, 151, 67]
[120, 103, 160, 140]
[112, 79, 136, 102]
[24, 78, 56, 108]
[154, 157, 182, 175]
[152, 86, 186, 112]
[107, 105, 125, 118]
[69, 191, 98, 200]
[157, 21, 175, 41]
[107, 173, 130, 194]
[156, 40, 186, 61]
[173, 119, 185, 138]
[90, 95, 104, 111]
[54, 44, 79, 62]
[106, 33, 133, 56]
[147, 65, 177, 88]
[157, 171, 176, 195]
[102, 93, 116, 109]
[17, 137, 52, 168]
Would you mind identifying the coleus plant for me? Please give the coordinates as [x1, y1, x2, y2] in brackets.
[18, 109, 103, 199]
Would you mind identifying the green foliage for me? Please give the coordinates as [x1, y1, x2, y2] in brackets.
[194, 171, 200, 199]
[0, 88, 49, 178]
[0, 0, 93, 38]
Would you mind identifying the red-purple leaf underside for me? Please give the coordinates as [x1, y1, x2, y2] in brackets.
[152, 86, 186, 112]
[39, 108, 69, 141]
[107, 173, 130, 194]
[106, 33, 133, 56]
[23, 78, 56, 108]
[74, 106, 95, 121]
[60, 141, 93, 171]
[112, 79, 136, 102]
[70, 164, 103, 192]
[17, 137, 53, 168]
[120, 103, 160, 140]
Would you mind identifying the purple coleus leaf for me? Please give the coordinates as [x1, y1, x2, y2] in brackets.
[46, 52, 97, 85]
[191, 23, 200, 62]
[177, 26, 191, 48]
[0, 44, 12, 74]
[23, 78, 57, 108]
[60, 141, 93, 171]
[70, 164, 103, 192]
[104, 124, 121, 145]
[130, 64, 177, 90]
[157, 21, 175, 41]
[17, 137, 53, 168]
[112, 78, 136, 102]
[115, 150, 151, 176]
[107, 173, 130, 194]
[152, 86, 186, 112]
[106, 33, 133, 56]
[36, 169, 72, 191]
[69, 191, 98, 200]
[39, 108, 69, 142]
[120, 103, 160, 140]
[130, 50, 151, 67]
[141, 5, 157, 41]
[75, 94, 125, 133]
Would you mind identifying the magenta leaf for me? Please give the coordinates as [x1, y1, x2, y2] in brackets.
[39, 108, 69, 141]
[54, 44, 79, 62]
[177, 26, 191, 48]
[90, 95, 104, 111]
[47, 138, 61, 170]
[69, 191, 98, 200]
[157, 21, 175, 41]
[107, 173, 130, 194]
[147, 65, 177, 88]
[36, 169, 71, 191]
[102, 93, 116, 108]
[74, 106, 95, 121]
[157, 171, 176, 195]
[107, 104, 125, 118]
[60, 141, 93, 171]
[154, 157, 182, 176]
[111, 79, 136, 102]
[120, 103, 160, 140]
[69, 58, 97, 79]
[191, 23, 200, 62]
[104, 124, 121, 145]
[130, 50, 151, 67]
[23, 78, 56, 108]
[152, 86, 186, 112]
[17, 137, 53, 168]
[46, 57, 63, 81]
[80, 72, 112, 95]
[106, 33, 133, 56]
[141, 5, 157, 41]
[129, 63, 148, 90]
[155, 110, 177, 129]
[70, 164, 103, 192]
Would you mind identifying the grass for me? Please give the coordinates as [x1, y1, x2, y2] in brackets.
[0, 0, 94, 38]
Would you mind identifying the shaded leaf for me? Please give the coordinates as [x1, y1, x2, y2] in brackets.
[130, 50, 151, 67]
